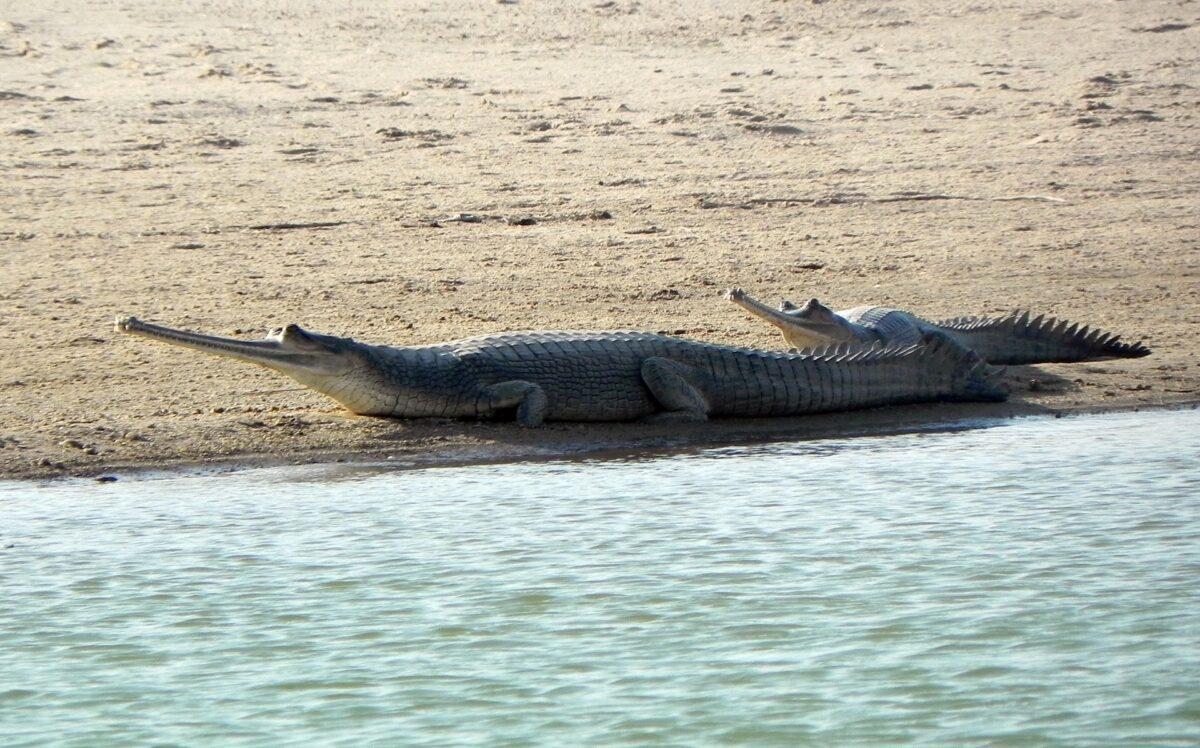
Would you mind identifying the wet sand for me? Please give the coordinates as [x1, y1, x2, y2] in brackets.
[1, 1, 1197, 478]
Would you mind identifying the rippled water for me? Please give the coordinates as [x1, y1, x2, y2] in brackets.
[2, 409, 1198, 745]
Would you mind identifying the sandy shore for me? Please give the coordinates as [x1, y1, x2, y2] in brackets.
[2, 1, 1197, 479]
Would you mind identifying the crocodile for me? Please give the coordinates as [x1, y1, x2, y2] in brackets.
[725, 288, 1150, 365]
[115, 316, 1005, 425]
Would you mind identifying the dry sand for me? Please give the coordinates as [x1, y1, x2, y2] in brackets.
[1, 0, 1197, 478]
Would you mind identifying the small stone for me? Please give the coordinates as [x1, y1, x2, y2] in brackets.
[60, 439, 84, 449]
[197, 136, 241, 149]
[95, 475, 118, 483]
[437, 213, 484, 224]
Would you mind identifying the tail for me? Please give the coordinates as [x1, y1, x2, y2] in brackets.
[934, 311, 1151, 365]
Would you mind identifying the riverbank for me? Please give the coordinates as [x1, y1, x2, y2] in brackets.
[2, 0, 1197, 479]
[8, 398, 1199, 482]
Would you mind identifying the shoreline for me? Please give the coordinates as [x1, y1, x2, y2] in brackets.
[9, 398, 1197, 484]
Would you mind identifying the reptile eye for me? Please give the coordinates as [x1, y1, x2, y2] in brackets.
[281, 324, 324, 350]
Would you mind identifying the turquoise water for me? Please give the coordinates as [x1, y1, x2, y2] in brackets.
[1, 409, 1198, 746]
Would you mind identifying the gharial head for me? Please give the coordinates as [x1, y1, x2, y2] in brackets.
[114, 316, 367, 387]
[724, 288, 861, 350]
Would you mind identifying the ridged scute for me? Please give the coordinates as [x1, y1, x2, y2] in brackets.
[798, 332, 1005, 401]
[841, 306, 928, 348]
[452, 329, 938, 365]
[934, 310, 1151, 363]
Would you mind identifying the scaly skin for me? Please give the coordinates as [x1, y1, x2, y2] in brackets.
[115, 316, 1005, 426]
[726, 288, 1151, 365]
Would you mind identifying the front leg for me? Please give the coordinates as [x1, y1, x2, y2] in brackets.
[479, 380, 549, 427]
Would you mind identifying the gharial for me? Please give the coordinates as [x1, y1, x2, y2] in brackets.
[115, 316, 1006, 426]
[725, 288, 1150, 365]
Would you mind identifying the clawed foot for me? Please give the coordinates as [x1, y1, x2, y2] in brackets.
[724, 287, 746, 302]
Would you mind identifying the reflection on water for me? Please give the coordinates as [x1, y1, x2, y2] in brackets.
[1, 409, 1198, 745]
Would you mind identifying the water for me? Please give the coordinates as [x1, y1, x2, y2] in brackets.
[1, 409, 1198, 746]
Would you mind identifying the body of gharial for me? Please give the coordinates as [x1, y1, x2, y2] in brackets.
[725, 288, 1151, 365]
[115, 316, 1006, 426]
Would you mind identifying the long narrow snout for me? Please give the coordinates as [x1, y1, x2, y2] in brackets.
[725, 289, 811, 332]
[116, 316, 389, 414]
[724, 288, 847, 349]
[115, 316, 297, 368]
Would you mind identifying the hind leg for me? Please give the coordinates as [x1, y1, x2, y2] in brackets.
[480, 380, 548, 427]
[640, 358, 710, 423]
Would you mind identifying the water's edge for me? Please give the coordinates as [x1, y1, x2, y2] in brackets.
[13, 400, 1198, 485]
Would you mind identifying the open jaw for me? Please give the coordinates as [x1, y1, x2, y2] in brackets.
[114, 316, 306, 368]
